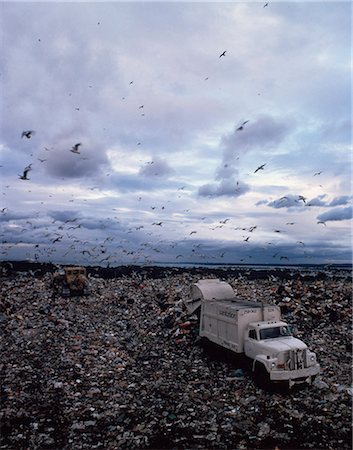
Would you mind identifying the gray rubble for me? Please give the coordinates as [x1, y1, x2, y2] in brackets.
[0, 267, 352, 449]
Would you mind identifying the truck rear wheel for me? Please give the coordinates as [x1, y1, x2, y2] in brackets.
[253, 362, 270, 390]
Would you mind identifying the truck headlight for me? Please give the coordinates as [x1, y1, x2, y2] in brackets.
[271, 362, 276, 368]
[310, 355, 315, 362]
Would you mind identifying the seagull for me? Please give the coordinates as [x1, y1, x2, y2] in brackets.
[263, 2, 269, 7]
[189, 231, 197, 235]
[244, 236, 250, 242]
[313, 171, 323, 176]
[21, 130, 35, 139]
[152, 222, 163, 226]
[317, 221, 326, 226]
[236, 120, 249, 131]
[219, 218, 230, 224]
[219, 50, 226, 58]
[254, 164, 266, 173]
[298, 195, 306, 203]
[70, 143, 82, 154]
[19, 164, 32, 180]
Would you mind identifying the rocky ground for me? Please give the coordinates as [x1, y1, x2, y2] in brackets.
[0, 264, 352, 449]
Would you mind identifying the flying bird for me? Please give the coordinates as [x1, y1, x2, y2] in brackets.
[236, 120, 249, 131]
[263, 2, 269, 7]
[254, 164, 266, 173]
[219, 50, 226, 58]
[298, 195, 306, 203]
[70, 143, 82, 154]
[21, 130, 35, 139]
[19, 164, 32, 180]
[317, 221, 326, 226]
[152, 222, 163, 226]
[313, 171, 323, 176]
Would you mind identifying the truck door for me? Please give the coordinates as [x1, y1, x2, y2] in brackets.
[244, 328, 258, 359]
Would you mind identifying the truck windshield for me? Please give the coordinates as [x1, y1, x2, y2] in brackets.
[260, 326, 291, 340]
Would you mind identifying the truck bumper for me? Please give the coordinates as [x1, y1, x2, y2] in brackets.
[270, 364, 320, 386]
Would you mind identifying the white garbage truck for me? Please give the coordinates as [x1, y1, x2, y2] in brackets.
[186, 279, 320, 388]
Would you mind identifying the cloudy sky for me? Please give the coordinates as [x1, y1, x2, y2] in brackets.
[0, 1, 351, 266]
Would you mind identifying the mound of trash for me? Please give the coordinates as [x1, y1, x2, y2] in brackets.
[1, 265, 351, 449]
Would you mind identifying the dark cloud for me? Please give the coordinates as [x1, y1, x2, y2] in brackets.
[198, 179, 250, 198]
[221, 115, 293, 156]
[138, 158, 174, 178]
[199, 115, 293, 200]
[0, 211, 33, 222]
[317, 206, 352, 222]
[267, 195, 303, 209]
[306, 195, 328, 207]
[48, 210, 82, 223]
[328, 195, 352, 207]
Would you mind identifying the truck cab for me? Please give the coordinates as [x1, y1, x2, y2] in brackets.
[244, 321, 319, 388]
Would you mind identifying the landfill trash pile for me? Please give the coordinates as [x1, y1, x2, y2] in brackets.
[1, 265, 352, 449]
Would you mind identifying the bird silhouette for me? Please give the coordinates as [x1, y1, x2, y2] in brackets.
[70, 143, 82, 154]
[263, 2, 269, 7]
[298, 195, 306, 203]
[19, 164, 32, 180]
[21, 130, 35, 139]
[313, 171, 323, 176]
[219, 50, 226, 58]
[236, 120, 249, 131]
[254, 164, 266, 173]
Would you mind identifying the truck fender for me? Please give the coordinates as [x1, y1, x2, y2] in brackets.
[252, 359, 271, 389]
[252, 356, 270, 374]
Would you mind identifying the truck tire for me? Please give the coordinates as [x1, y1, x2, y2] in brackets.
[253, 361, 270, 390]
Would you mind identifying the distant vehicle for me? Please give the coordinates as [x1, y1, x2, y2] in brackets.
[186, 279, 320, 389]
[52, 266, 90, 297]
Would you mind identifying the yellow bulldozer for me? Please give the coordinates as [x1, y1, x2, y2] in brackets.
[52, 266, 91, 297]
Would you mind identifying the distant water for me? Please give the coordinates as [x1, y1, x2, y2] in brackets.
[152, 261, 352, 272]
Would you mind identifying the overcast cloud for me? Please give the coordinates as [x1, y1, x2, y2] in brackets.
[0, 1, 351, 266]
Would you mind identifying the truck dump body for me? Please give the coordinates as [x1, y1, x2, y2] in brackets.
[200, 299, 281, 353]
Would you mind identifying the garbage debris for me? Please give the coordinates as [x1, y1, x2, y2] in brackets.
[0, 263, 351, 449]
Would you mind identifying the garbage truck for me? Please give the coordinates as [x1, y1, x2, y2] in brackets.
[186, 279, 320, 388]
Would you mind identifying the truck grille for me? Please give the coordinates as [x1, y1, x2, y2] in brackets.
[289, 349, 306, 370]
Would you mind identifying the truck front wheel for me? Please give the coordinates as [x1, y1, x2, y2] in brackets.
[253, 362, 271, 390]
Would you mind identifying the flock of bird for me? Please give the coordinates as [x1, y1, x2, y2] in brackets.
[2, 1, 334, 267]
